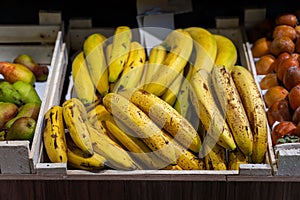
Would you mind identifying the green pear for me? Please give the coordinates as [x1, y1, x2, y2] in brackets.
[12, 80, 41, 105]
[0, 81, 25, 106]
[13, 54, 49, 82]
[5, 102, 40, 129]
[0, 102, 18, 129]
[6, 117, 36, 141]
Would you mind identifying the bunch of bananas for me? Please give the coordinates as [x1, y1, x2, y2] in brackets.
[42, 25, 269, 171]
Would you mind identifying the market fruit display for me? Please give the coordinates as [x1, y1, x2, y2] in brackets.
[251, 13, 300, 146]
[42, 25, 269, 172]
[0, 54, 43, 143]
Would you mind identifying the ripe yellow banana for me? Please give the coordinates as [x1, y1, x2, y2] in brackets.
[143, 29, 193, 96]
[203, 143, 227, 170]
[105, 43, 113, 65]
[163, 131, 205, 170]
[71, 51, 97, 106]
[102, 92, 177, 165]
[83, 33, 109, 97]
[189, 68, 236, 151]
[228, 148, 249, 170]
[214, 34, 238, 72]
[87, 122, 137, 170]
[119, 88, 201, 153]
[43, 105, 68, 163]
[161, 69, 184, 106]
[231, 65, 268, 163]
[105, 120, 168, 169]
[66, 134, 107, 171]
[143, 44, 167, 85]
[62, 98, 94, 156]
[108, 26, 132, 83]
[211, 65, 253, 157]
[184, 27, 217, 73]
[112, 41, 146, 92]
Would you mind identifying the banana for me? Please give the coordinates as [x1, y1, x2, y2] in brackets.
[162, 165, 183, 170]
[105, 119, 168, 169]
[43, 105, 68, 163]
[66, 134, 107, 171]
[105, 43, 113, 65]
[203, 142, 227, 170]
[102, 92, 177, 165]
[83, 33, 109, 97]
[62, 98, 94, 156]
[87, 121, 137, 170]
[72, 51, 97, 106]
[119, 88, 201, 153]
[228, 148, 249, 170]
[213, 34, 238, 72]
[108, 26, 132, 83]
[161, 69, 184, 106]
[0, 80, 25, 106]
[211, 65, 253, 157]
[163, 131, 205, 170]
[112, 41, 146, 92]
[184, 27, 217, 73]
[231, 65, 268, 163]
[143, 29, 193, 96]
[173, 63, 194, 118]
[189, 68, 236, 151]
[143, 44, 167, 85]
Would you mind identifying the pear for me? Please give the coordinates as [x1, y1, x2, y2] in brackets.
[12, 80, 41, 105]
[5, 102, 40, 129]
[0, 102, 18, 129]
[6, 117, 36, 141]
[0, 62, 36, 85]
[13, 54, 49, 82]
[0, 81, 25, 106]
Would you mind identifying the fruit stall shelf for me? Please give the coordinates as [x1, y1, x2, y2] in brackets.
[34, 17, 275, 177]
[0, 11, 68, 174]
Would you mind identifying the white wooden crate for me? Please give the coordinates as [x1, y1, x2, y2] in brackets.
[35, 19, 273, 177]
[0, 15, 68, 174]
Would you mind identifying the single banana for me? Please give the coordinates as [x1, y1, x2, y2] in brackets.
[143, 29, 193, 96]
[62, 98, 94, 156]
[143, 44, 167, 85]
[108, 26, 132, 83]
[112, 41, 146, 92]
[83, 33, 109, 97]
[66, 134, 107, 171]
[119, 88, 201, 153]
[184, 27, 217, 73]
[87, 121, 137, 170]
[228, 148, 249, 170]
[163, 131, 205, 170]
[102, 92, 177, 165]
[72, 51, 97, 106]
[211, 65, 253, 157]
[43, 105, 68, 163]
[231, 65, 268, 163]
[203, 143, 227, 170]
[189, 68, 236, 151]
[161, 69, 184, 106]
[105, 43, 113, 67]
[214, 34, 238, 72]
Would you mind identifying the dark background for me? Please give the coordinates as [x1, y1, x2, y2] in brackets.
[1, 0, 300, 28]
